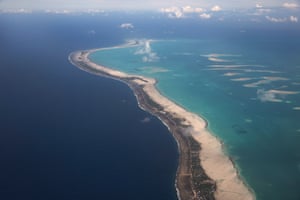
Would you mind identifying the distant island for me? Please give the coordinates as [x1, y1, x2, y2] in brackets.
[69, 42, 255, 200]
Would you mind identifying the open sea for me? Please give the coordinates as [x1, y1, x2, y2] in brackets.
[0, 13, 178, 200]
[1, 13, 300, 200]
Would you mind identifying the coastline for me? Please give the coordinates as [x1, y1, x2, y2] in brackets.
[68, 44, 256, 200]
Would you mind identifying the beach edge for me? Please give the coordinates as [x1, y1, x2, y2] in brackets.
[68, 44, 256, 200]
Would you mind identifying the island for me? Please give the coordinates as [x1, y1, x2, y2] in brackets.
[69, 43, 255, 200]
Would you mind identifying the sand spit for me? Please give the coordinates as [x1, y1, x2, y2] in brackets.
[268, 89, 299, 95]
[243, 76, 289, 88]
[231, 77, 254, 82]
[69, 45, 255, 200]
[223, 72, 242, 77]
[208, 57, 230, 62]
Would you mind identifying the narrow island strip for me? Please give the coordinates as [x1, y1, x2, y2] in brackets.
[69, 43, 255, 200]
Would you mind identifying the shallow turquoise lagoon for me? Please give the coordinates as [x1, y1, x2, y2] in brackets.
[90, 38, 300, 200]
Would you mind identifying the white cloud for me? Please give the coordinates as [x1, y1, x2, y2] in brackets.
[160, 5, 205, 18]
[135, 40, 159, 62]
[211, 5, 222, 12]
[200, 13, 211, 19]
[252, 8, 272, 16]
[120, 23, 134, 29]
[282, 2, 299, 9]
[290, 15, 298, 22]
[0, 8, 32, 13]
[194, 7, 205, 13]
[45, 9, 72, 14]
[182, 5, 204, 13]
[256, 3, 263, 8]
[266, 16, 287, 22]
[84, 9, 105, 13]
[182, 5, 194, 13]
[258, 8, 272, 13]
[42, 8, 105, 14]
[0, 0, 296, 11]
[160, 6, 184, 18]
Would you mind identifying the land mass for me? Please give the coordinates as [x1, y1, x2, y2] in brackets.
[69, 43, 255, 200]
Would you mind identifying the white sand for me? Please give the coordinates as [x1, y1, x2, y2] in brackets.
[231, 77, 254, 81]
[70, 49, 256, 200]
[223, 72, 241, 76]
[269, 89, 299, 95]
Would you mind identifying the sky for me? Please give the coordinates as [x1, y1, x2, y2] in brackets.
[0, 0, 299, 11]
[0, 0, 299, 24]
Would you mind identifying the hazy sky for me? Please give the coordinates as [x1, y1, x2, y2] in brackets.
[1, 0, 299, 11]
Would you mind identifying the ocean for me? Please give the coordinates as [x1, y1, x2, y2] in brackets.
[1, 12, 300, 200]
[89, 25, 300, 199]
[0, 13, 178, 200]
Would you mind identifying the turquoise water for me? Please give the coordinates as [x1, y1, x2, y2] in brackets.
[90, 38, 300, 200]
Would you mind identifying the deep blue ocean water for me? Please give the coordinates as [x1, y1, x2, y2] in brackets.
[1, 13, 300, 200]
[0, 13, 179, 200]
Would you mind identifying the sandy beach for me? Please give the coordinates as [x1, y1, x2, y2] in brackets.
[69, 45, 256, 200]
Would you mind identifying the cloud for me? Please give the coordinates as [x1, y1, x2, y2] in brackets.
[255, 8, 272, 14]
[182, 5, 204, 13]
[290, 15, 298, 22]
[45, 9, 72, 14]
[0, 0, 296, 12]
[266, 15, 298, 23]
[135, 40, 159, 62]
[266, 16, 287, 22]
[211, 5, 222, 12]
[282, 2, 299, 9]
[200, 13, 211, 19]
[120, 23, 134, 29]
[194, 8, 205, 12]
[160, 6, 184, 18]
[84, 9, 105, 13]
[256, 3, 263, 8]
[42, 8, 105, 14]
[0, 8, 32, 13]
[251, 3, 272, 16]
[182, 5, 194, 13]
[160, 5, 205, 18]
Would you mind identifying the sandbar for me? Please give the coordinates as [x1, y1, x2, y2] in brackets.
[69, 43, 256, 200]
[293, 107, 300, 110]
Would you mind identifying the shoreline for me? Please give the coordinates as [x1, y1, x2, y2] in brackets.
[68, 43, 256, 200]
